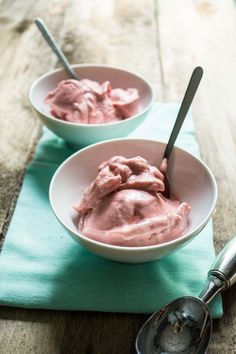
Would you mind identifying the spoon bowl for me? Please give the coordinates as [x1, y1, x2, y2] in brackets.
[136, 296, 211, 354]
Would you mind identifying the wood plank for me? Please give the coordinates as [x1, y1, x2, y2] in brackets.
[0, 0, 66, 245]
[58, 0, 163, 93]
[0, 308, 66, 354]
[156, 0, 236, 352]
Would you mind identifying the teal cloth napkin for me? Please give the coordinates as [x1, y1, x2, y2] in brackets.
[0, 103, 223, 317]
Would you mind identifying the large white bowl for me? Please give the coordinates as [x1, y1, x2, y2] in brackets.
[49, 139, 217, 263]
[29, 64, 154, 147]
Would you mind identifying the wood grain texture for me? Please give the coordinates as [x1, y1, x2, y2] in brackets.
[0, 0, 236, 353]
[0, 0, 65, 246]
[157, 1, 236, 352]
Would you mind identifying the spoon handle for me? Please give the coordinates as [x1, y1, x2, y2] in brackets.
[163, 66, 203, 159]
[35, 18, 79, 80]
[199, 236, 236, 304]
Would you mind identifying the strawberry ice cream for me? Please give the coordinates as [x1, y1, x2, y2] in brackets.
[45, 79, 139, 124]
[74, 156, 191, 247]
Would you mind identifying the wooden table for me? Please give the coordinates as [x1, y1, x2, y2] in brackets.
[1, 1, 236, 353]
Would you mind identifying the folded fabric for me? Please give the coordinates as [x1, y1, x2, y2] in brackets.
[0, 103, 223, 317]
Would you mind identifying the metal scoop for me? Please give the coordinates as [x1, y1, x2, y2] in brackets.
[136, 236, 236, 353]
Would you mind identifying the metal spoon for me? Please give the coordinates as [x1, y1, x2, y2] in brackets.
[161, 66, 203, 198]
[35, 18, 79, 80]
[136, 235, 236, 354]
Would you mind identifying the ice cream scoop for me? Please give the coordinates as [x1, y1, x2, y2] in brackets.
[136, 235, 236, 353]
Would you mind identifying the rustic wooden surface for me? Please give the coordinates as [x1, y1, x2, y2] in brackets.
[0, 0, 236, 353]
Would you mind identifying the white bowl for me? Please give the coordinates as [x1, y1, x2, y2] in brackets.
[29, 64, 154, 147]
[49, 139, 217, 263]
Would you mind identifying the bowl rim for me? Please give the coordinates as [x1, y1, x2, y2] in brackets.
[28, 63, 154, 128]
[49, 138, 218, 252]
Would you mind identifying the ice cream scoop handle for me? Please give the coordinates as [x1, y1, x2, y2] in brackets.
[209, 235, 236, 288]
[35, 18, 79, 80]
[199, 236, 236, 304]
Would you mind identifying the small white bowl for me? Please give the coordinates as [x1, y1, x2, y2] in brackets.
[29, 64, 154, 147]
[49, 139, 217, 263]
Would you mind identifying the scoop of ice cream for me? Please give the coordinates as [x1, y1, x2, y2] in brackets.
[74, 155, 191, 247]
[45, 79, 139, 124]
[79, 190, 190, 247]
[74, 155, 165, 213]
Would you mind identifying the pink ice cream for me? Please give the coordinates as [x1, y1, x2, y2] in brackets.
[74, 156, 191, 247]
[45, 79, 139, 124]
